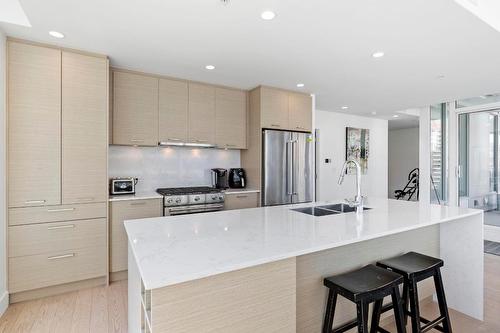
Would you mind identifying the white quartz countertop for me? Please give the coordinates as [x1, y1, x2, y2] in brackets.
[124, 197, 482, 290]
[109, 191, 163, 202]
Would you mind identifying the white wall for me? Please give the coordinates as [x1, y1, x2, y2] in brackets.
[388, 127, 419, 199]
[0, 29, 7, 314]
[109, 146, 240, 192]
[315, 110, 388, 201]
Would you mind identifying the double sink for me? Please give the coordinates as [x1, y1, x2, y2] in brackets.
[291, 203, 371, 217]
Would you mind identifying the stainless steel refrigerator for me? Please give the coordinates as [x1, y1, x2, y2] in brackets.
[262, 129, 314, 206]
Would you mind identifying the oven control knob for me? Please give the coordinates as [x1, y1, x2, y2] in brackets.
[211, 195, 217, 200]
[175, 198, 181, 203]
[194, 196, 200, 201]
[166, 198, 173, 204]
[219, 195, 224, 200]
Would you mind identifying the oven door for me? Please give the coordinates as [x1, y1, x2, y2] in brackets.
[164, 203, 224, 216]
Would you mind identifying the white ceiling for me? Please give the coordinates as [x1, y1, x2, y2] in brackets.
[2, 0, 500, 116]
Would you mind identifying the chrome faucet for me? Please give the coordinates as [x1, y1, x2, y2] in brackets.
[338, 159, 364, 213]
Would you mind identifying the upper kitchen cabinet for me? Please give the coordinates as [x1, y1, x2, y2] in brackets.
[8, 42, 61, 208]
[158, 78, 189, 143]
[62, 52, 108, 204]
[188, 83, 216, 144]
[113, 71, 159, 146]
[260, 87, 289, 130]
[215, 88, 247, 149]
[289, 92, 312, 132]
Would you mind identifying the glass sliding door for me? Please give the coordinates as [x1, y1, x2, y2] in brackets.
[430, 103, 448, 204]
[458, 110, 500, 227]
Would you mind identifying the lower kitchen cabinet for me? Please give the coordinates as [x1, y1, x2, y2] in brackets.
[110, 199, 163, 276]
[224, 192, 259, 210]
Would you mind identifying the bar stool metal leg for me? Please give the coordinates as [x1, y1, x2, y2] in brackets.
[434, 270, 453, 333]
[356, 301, 369, 333]
[408, 279, 422, 333]
[322, 289, 337, 333]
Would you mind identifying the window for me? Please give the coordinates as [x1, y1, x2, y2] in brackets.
[430, 103, 448, 204]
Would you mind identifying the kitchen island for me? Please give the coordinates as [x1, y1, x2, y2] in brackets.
[125, 198, 483, 333]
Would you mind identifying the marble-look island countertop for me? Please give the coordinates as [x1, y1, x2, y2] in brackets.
[124, 197, 482, 290]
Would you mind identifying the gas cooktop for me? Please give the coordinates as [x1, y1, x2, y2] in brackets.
[156, 186, 221, 196]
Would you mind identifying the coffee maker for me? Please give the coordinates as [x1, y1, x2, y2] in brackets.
[211, 168, 228, 189]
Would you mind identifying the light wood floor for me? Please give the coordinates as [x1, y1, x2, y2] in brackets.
[0, 254, 498, 333]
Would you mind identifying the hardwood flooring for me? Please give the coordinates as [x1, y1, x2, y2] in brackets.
[0, 254, 498, 333]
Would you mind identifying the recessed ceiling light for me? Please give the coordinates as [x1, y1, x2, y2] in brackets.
[372, 51, 385, 58]
[205, 65, 216, 70]
[261, 11, 276, 20]
[371, 111, 377, 115]
[49, 31, 65, 39]
[436, 74, 445, 79]
[341, 106, 349, 110]
[393, 115, 400, 118]
[296, 83, 305, 88]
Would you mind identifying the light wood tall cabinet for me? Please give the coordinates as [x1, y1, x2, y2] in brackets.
[8, 42, 61, 208]
[289, 92, 313, 132]
[112, 71, 159, 146]
[7, 40, 109, 302]
[215, 88, 247, 149]
[260, 87, 289, 130]
[62, 51, 108, 204]
[158, 78, 189, 143]
[188, 83, 216, 144]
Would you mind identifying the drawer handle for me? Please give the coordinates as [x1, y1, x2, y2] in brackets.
[130, 202, 147, 206]
[47, 208, 76, 213]
[48, 253, 75, 260]
[25, 200, 46, 204]
[236, 195, 248, 198]
[271, 124, 281, 127]
[131, 139, 144, 142]
[48, 224, 75, 230]
[195, 139, 208, 143]
[167, 138, 182, 141]
[225, 144, 237, 147]
[76, 197, 94, 202]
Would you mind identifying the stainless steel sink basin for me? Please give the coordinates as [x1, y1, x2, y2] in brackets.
[291, 204, 371, 216]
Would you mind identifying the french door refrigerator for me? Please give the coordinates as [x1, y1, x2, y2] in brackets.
[262, 129, 314, 206]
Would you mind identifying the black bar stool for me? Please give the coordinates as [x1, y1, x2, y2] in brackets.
[376, 252, 452, 333]
[322, 264, 407, 333]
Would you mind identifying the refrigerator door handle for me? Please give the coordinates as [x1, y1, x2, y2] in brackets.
[286, 141, 293, 195]
[292, 140, 298, 195]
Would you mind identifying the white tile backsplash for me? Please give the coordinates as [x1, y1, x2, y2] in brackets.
[109, 146, 241, 192]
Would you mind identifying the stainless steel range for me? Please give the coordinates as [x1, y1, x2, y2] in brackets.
[157, 186, 225, 216]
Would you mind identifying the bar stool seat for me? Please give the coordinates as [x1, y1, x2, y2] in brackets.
[376, 252, 452, 333]
[323, 265, 407, 333]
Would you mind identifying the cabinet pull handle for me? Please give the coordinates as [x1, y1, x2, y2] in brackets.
[25, 200, 46, 204]
[131, 139, 144, 142]
[195, 139, 208, 143]
[225, 144, 237, 147]
[236, 195, 248, 198]
[270, 124, 281, 127]
[48, 253, 75, 260]
[167, 138, 181, 141]
[76, 197, 94, 202]
[47, 208, 75, 213]
[48, 224, 75, 230]
[130, 202, 147, 206]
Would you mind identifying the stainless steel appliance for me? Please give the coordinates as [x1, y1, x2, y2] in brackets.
[228, 168, 246, 188]
[262, 129, 314, 206]
[211, 168, 228, 189]
[157, 186, 225, 216]
[110, 177, 137, 195]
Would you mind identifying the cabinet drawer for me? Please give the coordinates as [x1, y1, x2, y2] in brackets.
[110, 199, 162, 272]
[9, 202, 107, 226]
[9, 218, 106, 258]
[224, 192, 259, 210]
[9, 245, 107, 293]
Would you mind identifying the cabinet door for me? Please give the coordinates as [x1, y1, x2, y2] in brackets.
[159, 78, 188, 143]
[289, 93, 312, 132]
[188, 83, 216, 144]
[260, 87, 289, 130]
[215, 88, 247, 149]
[110, 199, 162, 272]
[113, 71, 158, 146]
[62, 52, 108, 204]
[8, 42, 61, 208]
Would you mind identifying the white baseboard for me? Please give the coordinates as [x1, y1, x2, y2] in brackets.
[0, 291, 8, 317]
[484, 225, 500, 242]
